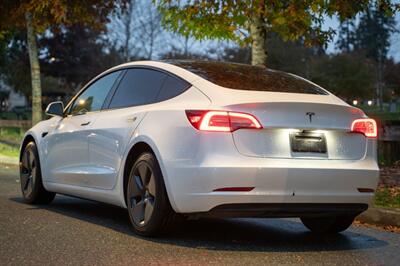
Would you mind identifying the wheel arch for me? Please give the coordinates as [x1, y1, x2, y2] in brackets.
[123, 142, 153, 205]
[122, 140, 176, 211]
[19, 134, 36, 162]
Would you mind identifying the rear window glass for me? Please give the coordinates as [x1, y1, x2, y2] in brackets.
[169, 61, 328, 95]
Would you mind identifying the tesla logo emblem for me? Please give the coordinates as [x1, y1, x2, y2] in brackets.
[306, 112, 315, 123]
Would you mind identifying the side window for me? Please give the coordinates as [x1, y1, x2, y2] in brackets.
[69, 71, 120, 115]
[156, 76, 190, 102]
[109, 69, 167, 109]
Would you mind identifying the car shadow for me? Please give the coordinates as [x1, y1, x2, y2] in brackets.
[10, 195, 388, 253]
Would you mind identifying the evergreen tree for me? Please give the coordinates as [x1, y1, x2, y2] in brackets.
[354, 7, 396, 62]
[335, 4, 397, 108]
[336, 19, 356, 53]
[355, 6, 396, 108]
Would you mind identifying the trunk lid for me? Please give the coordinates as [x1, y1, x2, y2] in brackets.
[227, 100, 367, 160]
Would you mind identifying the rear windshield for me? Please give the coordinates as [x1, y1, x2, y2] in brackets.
[169, 61, 328, 95]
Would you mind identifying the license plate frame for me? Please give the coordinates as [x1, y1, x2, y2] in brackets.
[290, 131, 327, 153]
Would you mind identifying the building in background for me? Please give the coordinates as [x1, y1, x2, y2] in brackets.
[0, 79, 27, 112]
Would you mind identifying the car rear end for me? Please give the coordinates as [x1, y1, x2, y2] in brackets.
[164, 62, 379, 219]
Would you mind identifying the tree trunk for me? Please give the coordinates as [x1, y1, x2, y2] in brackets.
[25, 12, 42, 125]
[123, 0, 134, 61]
[377, 56, 384, 111]
[249, 14, 267, 66]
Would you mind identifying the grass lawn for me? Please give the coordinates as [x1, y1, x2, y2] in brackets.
[0, 127, 25, 144]
[375, 165, 400, 209]
[374, 188, 400, 208]
[0, 142, 19, 158]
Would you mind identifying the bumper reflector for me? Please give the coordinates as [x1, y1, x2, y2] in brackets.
[213, 187, 254, 192]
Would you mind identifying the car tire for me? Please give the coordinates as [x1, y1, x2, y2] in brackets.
[126, 152, 175, 236]
[301, 215, 355, 234]
[20, 141, 56, 204]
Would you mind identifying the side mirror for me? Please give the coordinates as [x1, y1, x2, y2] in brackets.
[45, 101, 64, 117]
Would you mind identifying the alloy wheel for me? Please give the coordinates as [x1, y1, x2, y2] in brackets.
[128, 161, 156, 226]
[20, 148, 36, 198]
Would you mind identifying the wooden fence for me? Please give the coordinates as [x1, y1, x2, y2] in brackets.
[0, 120, 32, 130]
[379, 141, 400, 166]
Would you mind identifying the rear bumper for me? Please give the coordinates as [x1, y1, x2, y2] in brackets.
[191, 203, 368, 218]
[158, 129, 379, 215]
[164, 156, 379, 214]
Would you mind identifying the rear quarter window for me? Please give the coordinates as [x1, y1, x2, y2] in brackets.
[156, 76, 191, 102]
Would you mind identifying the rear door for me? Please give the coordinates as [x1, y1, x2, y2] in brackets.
[86, 68, 168, 189]
[43, 71, 121, 186]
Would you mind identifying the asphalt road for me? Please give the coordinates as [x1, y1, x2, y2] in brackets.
[1, 166, 399, 266]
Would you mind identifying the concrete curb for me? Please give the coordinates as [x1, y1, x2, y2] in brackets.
[357, 207, 400, 227]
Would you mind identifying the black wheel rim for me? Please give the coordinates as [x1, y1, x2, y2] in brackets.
[128, 161, 156, 226]
[20, 148, 36, 198]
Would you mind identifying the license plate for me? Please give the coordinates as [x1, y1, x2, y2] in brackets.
[290, 131, 327, 153]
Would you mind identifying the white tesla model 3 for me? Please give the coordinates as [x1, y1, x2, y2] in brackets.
[19, 60, 379, 236]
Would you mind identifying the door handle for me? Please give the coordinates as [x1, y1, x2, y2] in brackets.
[127, 116, 137, 122]
[81, 121, 91, 126]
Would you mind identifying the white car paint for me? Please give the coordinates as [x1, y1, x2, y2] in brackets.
[21, 60, 379, 214]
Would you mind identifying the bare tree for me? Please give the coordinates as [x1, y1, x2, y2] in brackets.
[108, 0, 230, 61]
[111, 0, 137, 62]
[135, 1, 163, 59]
[166, 34, 196, 58]
[109, 0, 165, 60]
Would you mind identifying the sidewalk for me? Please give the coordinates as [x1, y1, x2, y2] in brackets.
[0, 154, 18, 165]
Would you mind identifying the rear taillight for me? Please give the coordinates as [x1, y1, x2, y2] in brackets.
[185, 110, 262, 132]
[351, 118, 377, 138]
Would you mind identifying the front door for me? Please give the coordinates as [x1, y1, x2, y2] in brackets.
[42, 70, 122, 187]
[43, 113, 96, 186]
